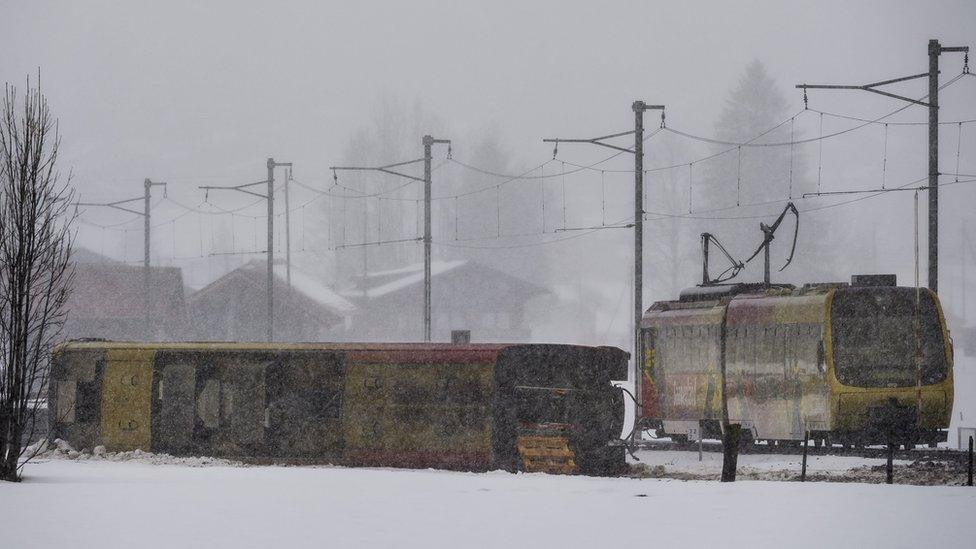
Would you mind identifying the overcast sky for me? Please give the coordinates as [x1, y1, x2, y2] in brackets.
[3, 0, 974, 192]
[3, 1, 976, 329]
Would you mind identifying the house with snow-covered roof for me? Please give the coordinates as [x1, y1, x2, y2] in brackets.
[64, 248, 189, 342]
[340, 260, 548, 343]
[187, 260, 355, 342]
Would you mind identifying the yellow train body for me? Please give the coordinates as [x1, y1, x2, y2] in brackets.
[640, 283, 952, 446]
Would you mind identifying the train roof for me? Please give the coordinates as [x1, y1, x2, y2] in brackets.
[54, 340, 626, 355]
[643, 278, 924, 328]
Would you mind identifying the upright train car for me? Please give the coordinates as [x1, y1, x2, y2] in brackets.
[49, 342, 628, 475]
[640, 277, 953, 447]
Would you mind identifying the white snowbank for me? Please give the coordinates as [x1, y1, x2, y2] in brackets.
[3, 458, 975, 549]
[21, 438, 244, 468]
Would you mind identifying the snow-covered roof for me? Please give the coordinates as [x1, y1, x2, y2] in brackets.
[349, 260, 467, 299]
[272, 264, 356, 316]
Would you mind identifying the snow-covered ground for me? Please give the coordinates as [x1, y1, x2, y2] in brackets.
[2, 357, 973, 548]
[950, 355, 976, 448]
[3, 456, 975, 549]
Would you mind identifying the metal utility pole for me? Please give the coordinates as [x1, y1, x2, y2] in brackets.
[423, 135, 451, 342]
[143, 179, 167, 340]
[331, 135, 450, 342]
[284, 167, 293, 289]
[797, 39, 969, 293]
[632, 101, 649, 400]
[543, 100, 665, 417]
[201, 158, 290, 342]
[75, 179, 166, 341]
[266, 159, 275, 341]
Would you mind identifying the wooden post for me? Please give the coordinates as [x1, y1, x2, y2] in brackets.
[801, 430, 809, 482]
[886, 442, 894, 485]
[968, 435, 973, 487]
[721, 423, 741, 482]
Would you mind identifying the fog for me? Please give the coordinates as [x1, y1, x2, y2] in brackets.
[3, 0, 975, 355]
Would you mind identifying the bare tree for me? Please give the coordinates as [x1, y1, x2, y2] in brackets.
[0, 80, 75, 482]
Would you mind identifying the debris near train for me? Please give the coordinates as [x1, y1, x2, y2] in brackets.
[626, 454, 970, 486]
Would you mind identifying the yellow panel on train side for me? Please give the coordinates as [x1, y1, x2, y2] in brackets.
[343, 361, 494, 453]
[99, 349, 155, 451]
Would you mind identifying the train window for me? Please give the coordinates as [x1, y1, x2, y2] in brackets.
[198, 379, 220, 429]
[516, 388, 569, 425]
[55, 380, 76, 424]
[831, 288, 948, 387]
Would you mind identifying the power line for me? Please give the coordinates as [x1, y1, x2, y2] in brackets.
[812, 108, 976, 126]
[448, 127, 665, 180]
[664, 72, 968, 149]
[432, 217, 632, 250]
[799, 42, 970, 295]
[287, 158, 448, 201]
[560, 110, 802, 176]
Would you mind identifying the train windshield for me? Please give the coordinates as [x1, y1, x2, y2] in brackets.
[830, 288, 948, 388]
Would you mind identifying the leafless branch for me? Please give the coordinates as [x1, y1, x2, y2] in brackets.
[0, 76, 76, 482]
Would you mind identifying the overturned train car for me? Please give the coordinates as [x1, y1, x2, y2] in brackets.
[50, 342, 628, 475]
[640, 279, 953, 448]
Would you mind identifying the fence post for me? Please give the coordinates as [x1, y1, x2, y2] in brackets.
[968, 436, 973, 487]
[886, 441, 894, 485]
[698, 421, 703, 462]
[801, 430, 809, 482]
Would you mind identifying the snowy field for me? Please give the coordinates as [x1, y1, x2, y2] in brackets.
[3, 456, 975, 549]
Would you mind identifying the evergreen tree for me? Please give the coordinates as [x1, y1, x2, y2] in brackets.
[698, 60, 846, 284]
[645, 133, 702, 299]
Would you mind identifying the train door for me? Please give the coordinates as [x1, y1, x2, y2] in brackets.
[188, 351, 267, 457]
[153, 361, 196, 454]
[99, 349, 155, 452]
[264, 351, 344, 460]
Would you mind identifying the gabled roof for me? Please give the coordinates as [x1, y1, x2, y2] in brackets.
[272, 264, 356, 315]
[72, 247, 121, 265]
[343, 260, 548, 301]
[350, 260, 466, 299]
[190, 261, 355, 317]
[68, 261, 185, 320]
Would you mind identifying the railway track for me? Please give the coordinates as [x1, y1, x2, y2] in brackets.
[635, 438, 972, 463]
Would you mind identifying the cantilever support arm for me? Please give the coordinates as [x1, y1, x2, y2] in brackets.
[797, 72, 933, 107]
[75, 196, 145, 217]
[543, 131, 636, 155]
[330, 157, 426, 182]
[199, 179, 270, 200]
